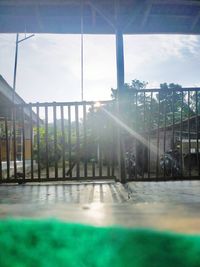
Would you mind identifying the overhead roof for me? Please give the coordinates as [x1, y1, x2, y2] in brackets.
[0, 0, 200, 34]
[0, 75, 28, 106]
[0, 75, 40, 123]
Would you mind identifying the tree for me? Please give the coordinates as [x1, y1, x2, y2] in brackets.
[158, 83, 195, 126]
[110, 79, 195, 131]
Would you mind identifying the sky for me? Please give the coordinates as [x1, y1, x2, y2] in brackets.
[0, 33, 200, 103]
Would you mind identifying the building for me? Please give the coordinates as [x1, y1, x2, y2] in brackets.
[127, 114, 200, 174]
[0, 75, 39, 171]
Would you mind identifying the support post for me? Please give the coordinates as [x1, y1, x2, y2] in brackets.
[115, 28, 126, 183]
[13, 33, 34, 92]
[13, 33, 19, 92]
[116, 29, 124, 90]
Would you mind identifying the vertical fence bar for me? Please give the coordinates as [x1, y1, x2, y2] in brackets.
[111, 113, 115, 178]
[99, 149, 103, 177]
[172, 90, 175, 178]
[36, 104, 41, 181]
[156, 93, 160, 179]
[5, 111, 10, 179]
[83, 103, 87, 178]
[188, 91, 191, 177]
[107, 114, 111, 177]
[92, 158, 95, 177]
[196, 91, 200, 176]
[98, 117, 102, 178]
[107, 116, 111, 178]
[21, 106, 26, 180]
[91, 104, 95, 178]
[142, 92, 146, 179]
[135, 92, 138, 179]
[45, 105, 49, 179]
[13, 105, 17, 178]
[97, 106, 103, 178]
[68, 106, 72, 177]
[29, 104, 34, 180]
[180, 91, 183, 177]
[0, 136, 2, 181]
[75, 105, 80, 178]
[163, 94, 167, 178]
[148, 92, 153, 179]
[61, 105, 65, 179]
[53, 104, 58, 179]
[107, 157, 111, 177]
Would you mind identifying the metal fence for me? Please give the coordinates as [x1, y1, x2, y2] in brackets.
[122, 87, 200, 181]
[0, 100, 116, 183]
[0, 87, 200, 183]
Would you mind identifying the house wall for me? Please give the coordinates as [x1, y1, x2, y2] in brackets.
[125, 130, 173, 172]
[0, 121, 32, 162]
[0, 139, 31, 161]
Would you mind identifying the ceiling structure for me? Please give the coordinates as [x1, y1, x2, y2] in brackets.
[0, 0, 200, 34]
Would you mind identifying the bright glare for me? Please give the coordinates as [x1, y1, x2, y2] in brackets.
[94, 102, 101, 108]
[102, 107, 160, 156]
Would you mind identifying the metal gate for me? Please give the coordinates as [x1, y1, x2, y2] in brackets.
[122, 87, 200, 181]
[0, 100, 116, 183]
[0, 87, 200, 183]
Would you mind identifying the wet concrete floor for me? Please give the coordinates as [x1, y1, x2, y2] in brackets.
[1, 180, 200, 233]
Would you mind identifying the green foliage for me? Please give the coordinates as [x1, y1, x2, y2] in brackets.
[34, 117, 101, 167]
[111, 79, 148, 100]
[110, 79, 199, 132]
[86, 102, 117, 163]
[158, 83, 195, 125]
[33, 126, 63, 167]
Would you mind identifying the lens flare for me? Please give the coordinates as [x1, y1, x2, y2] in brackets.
[94, 102, 101, 108]
[102, 107, 160, 156]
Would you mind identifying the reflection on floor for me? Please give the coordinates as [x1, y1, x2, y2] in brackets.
[1, 180, 200, 233]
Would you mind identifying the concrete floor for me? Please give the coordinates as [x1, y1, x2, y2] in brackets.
[1, 180, 200, 233]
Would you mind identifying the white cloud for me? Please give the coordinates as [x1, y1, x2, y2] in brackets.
[124, 34, 200, 85]
[0, 33, 200, 102]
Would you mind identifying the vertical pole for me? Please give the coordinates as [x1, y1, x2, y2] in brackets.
[13, 33, 19, 92]
[115, 28, 126, 183]
[116, 29, 124, 91]
[10, 33, 19, 173]
[81, 0, 84, 101]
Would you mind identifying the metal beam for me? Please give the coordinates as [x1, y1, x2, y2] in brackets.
[191, 10, 200, 30]
[0, 0, 80, 5]
[141, 0, 154, 28]
[1, 0, 200, 34]
[87, 1, 116, 30]
[151, 14, 192, 19]
[91, 6, 97, 27]
[154, 0, 200, 6]
[123, 0, 145, 31]
[4, 0, 199, 6]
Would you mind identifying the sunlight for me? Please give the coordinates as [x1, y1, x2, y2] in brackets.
[94, 101, 101, 108]
[102, 107, 160, 156]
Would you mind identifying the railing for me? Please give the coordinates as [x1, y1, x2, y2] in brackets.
[0, 87, 200, 183]
[121, 87, 200, 181]
[0, 101, 116, 183]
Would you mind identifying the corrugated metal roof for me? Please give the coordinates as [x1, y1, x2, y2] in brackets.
[151, 4, 200, 16]
[0, 0, 200, 34]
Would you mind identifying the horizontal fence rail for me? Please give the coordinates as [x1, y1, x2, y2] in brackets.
[0, 87, 200, 183]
